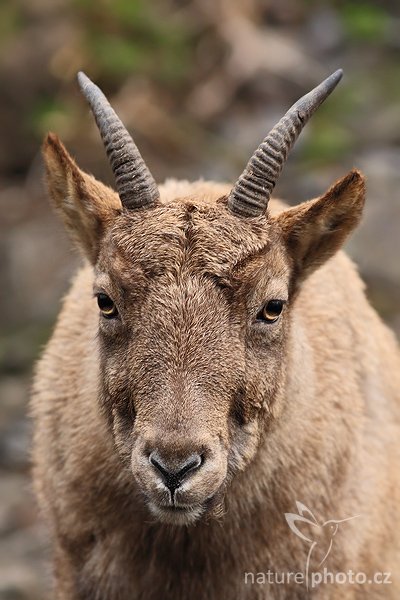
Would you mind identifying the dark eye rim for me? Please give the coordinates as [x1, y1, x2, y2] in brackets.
[256, 299, 286, 324]
[96, 293, 119, 319]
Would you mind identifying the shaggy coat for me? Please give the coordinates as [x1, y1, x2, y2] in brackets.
[31, 134, 400, 599]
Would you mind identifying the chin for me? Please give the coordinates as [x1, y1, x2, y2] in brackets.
[147, 501, 206, 526]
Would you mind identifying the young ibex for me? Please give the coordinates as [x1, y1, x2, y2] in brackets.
[32, 70, 400, 599]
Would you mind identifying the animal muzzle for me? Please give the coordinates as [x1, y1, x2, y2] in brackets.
[131, 434, 228, 525]
[149, 451, 203, 495]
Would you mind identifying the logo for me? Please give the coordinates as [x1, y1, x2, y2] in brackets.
[285, 501, 358, 589]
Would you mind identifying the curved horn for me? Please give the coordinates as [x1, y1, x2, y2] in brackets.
[228, 69, 343, 218]
[77, 72, 160, 210]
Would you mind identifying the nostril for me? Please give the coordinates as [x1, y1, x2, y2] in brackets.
[177, 453, 203, 479]
[148, 451, 204, 492]
[149, 452, 168, 478]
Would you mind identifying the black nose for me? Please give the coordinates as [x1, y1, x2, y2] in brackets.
[149, 451, 203, 494]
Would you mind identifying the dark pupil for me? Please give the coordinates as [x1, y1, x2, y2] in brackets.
[266, 300, 282, 316]
[97, 293, 114, 312]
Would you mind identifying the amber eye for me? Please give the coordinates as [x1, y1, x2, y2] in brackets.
[257, 300, 284, 324]
[97, 293, 118, 319]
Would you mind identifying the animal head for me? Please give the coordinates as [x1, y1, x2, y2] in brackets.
[43, 71, 365, 525]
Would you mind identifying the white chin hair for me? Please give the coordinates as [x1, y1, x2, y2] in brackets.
[148, 502, 205, 525]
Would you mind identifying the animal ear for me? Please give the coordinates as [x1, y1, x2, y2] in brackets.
[274, 170, 366, 284]
[42, 132, 122, 264]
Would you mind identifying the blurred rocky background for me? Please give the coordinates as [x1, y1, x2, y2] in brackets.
[0, 0, 399, 597]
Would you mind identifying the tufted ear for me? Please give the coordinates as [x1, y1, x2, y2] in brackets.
[42, 133, 121, 264]
[274, 170, 366, 284]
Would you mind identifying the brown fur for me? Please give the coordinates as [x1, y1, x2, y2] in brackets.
[31, 134, 400, 599]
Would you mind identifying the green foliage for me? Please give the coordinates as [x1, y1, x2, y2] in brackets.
[0, 3, 22, 49]
[28, 96, 71, 137]
[375, 64, 400, 104]
[301, 123, 353, 166]
[300, 80, 361, 165]
[74, 0, 193, 84]
[340, 3, 389, 42]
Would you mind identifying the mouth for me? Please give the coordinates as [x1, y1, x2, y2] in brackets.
[147, 501, 207, 525]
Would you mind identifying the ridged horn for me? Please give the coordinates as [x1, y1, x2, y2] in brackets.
[228, 69, 343, 218]
[77, 71, 160, 210]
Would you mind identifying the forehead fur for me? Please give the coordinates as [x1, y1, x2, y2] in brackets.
[98, 179, 282, 285]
